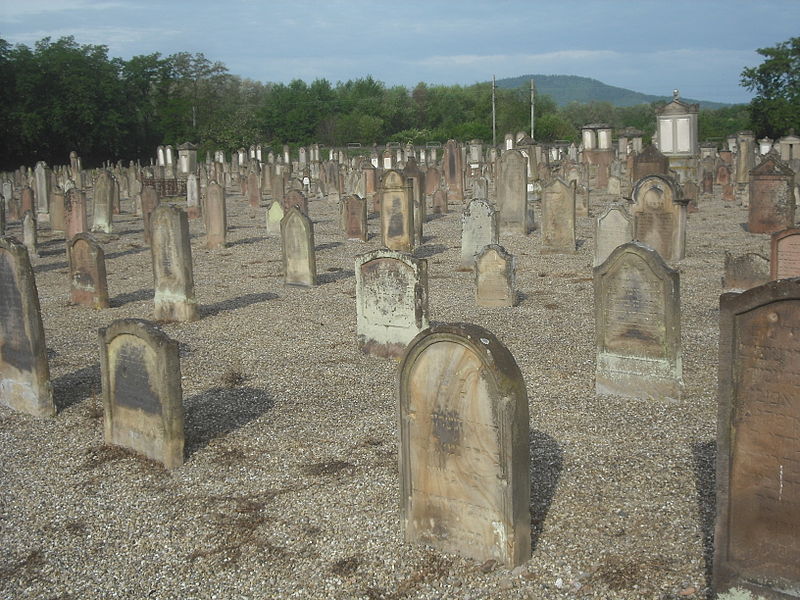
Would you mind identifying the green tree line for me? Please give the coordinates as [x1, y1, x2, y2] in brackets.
[0, 36, 756, 170]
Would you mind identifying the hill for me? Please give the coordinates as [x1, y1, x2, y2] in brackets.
[494, 74, 730, 109]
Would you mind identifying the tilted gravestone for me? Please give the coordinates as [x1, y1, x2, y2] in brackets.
[496, 149, 528, 234]
[722, 251, 770, 292]
[281, 206, 316, 287]
[342, 194, 368, 242]
[380, 170, 414, 252]
[770, 226, 800, 280]
[67, 233, 109, 308]
[594, 203, 634, 267]
[460, 199, 498, 271]
[398, 323, 531, 566]
[594, 241, 683, 399]
[714, 279, 800, 598]
[475, 244, 516, 307]
[0, 236, 54, 416]
[541, 178, 576, 253]
[355, 249, 428, 358]
[205, 181, 227, 249]
[151, 204, 199, 322]
[631, 174, 688, 262]
[98, 318, 184, 469]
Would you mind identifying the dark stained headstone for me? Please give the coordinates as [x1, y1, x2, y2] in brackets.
[342, 194, 368, 242]
[380, 170, 414, 252]
[748, 156, 796, 234]
[67, 233, 109, 308]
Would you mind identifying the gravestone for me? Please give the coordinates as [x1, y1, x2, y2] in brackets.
[475, 244, 516, 307]
[355, 250, 428, 358]
[49, 190, 65, 233]
[716, 164, 731, 186]
[151, 204, 199, 322]
[770, 227, 800, 280]
[425, 166, 441, 199]
[34, 162, 51, 218]
[271, 172, 285, 203]
[443, 140, 464, 203]
[541, 178, 576, 253]
[20, 186, 34, 216]
[0, 195, 5, 235]
[722, 251, 770, 291]
[748, 156, 796, 234]
[141, 186, 159, 245]
[607, 175, 621, 196]
[98, 318, 184, 469]
[281, 206, 316, 287]
[0, 237, 54, 416]
[204, 181, 226, 249]
[64, 188, 88, 239]
[594, 203, 634, 267]
[633, 145, 670, 181]
[92, 170, 114, 233]
[431, 189, 447, 214]
[380, 170, 414, 252]
[472, 176, 489, 201]
[342, 194, 368, 242]
[460, 199, 499, 270]
[496, 149, 528, 234]
[398, 323, 530, 566]
[68, 233, 109, 308]
[702, 170, 714, 194]
[282, 189, 308, 216]
[594, 241, 683, 399]
[247, 171, 261, 208]
[265, 201, 283, 237]
[631, 174, 688, 262]
[714, 279, 800, 598]
[22, 211, 38, 258]
[186, 174, 200, 219]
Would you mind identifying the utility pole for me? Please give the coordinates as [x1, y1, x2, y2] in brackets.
[492, 75, 497, 148]
[530, 78, 535, 141]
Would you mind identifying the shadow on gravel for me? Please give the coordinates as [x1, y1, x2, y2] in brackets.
[109, 288, 153, 307]
[413, 244, 447, 258]
[105, 245, 148, 260]
[692, 439, 716, 588]
[33, 260, 68, 274]
[227, 236, 267, 247]
[200, 292, 278, 317]
[184, 386, 274, 457]
[318, 269, 354, 285]
[53, 364, 101, 411]
[316, 241, 343, 251]
[530, 429, 563, 552]
[38, 247, 65, 258]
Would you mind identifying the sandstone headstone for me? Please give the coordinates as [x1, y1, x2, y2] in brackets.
[633, 145, 670, 181]
[283, 189, 308, 216]
[770, 227, 800, 280]
[68, 233, 109, 308]
[631, 174, 688, 262]
[541, 178, 576, 253]
[398, 323, 530, 566]
[607, 175, 621, 196]
[475, 244, 516, 307]
[748, 156, 796, 234]
[0, 236, 54, 416]
[151, 205, 198, 322]
[342, 194, 368, 242]
[141, 186, 159, 245]
[247, 171, 261, 208]
[281, 206, 316, 287]
[98, 318, 184, 468]
[443, 140, 464, 203]
[186, 174, 200, 219]
[205, 182, 227, 249]
[49, 190, 65, 233]
[431, 189, 447, 214]
[380, 170, 414, 252]
[594, 203, 634, 267]
[22, 211, 38, 258]
[265, 201, 283, 237]
[355, 250, 428, 358]
[594, 241, 683, 399]
[722, 251, 770, 291]
[714, 279, 800, 598]
[20, 186, 34, 216]
[64, 188, 88, 240]
[460, 199, 498, 270]
[496, 149, 528, 234]
[92, 170, 114, 233]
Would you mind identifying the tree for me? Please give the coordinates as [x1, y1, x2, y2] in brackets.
[741, 37, 800, 138]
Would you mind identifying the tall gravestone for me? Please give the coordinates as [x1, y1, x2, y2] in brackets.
[496, 149, 528, 234]
[443, 140, 464, 203]
[22, 211, 38, 258]
[398, 323, 531, 566]
[98, 318, 184, 469]
[594, 241, 683, 399]
[281, 206, 316, 287]
[475, 244, 516, 307]
[265, 201, 283, 237]
[151, 205, 198, 322]
[380, 170, 414, 252]
[594, 203, 634, 267]
[34, 162, 51, 218]
[541, 178, 576, 253]
[282, 189, 308, 216]
[460, 199, 498, 270]
[64, 188, 88, 240]
[748, 156, 796, 234]
[631, 174, 688, 262]
[141, 185, 159, 245]
[714, 279, 800, 598]
[431, 189, 447, 215]
[355, 249, 428, 358]
[342, 194, 368, 242]
[92, 170, 114, 233]
[205, 181, 227, 249]
[186, 174, 200, 219]
[49, 190, 65, 233]
[68, 233, 109, 308]
[770, 227, 800, 280]
[0, 237, 54, 416]
[247, 171, 261, 208]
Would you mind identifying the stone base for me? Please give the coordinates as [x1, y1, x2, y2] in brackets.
[154, 299, 199, 322]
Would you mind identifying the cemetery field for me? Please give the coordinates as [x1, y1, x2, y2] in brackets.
[0, 188, 770, 599]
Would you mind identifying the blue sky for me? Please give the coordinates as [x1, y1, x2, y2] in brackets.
[1, 0, 798, 104]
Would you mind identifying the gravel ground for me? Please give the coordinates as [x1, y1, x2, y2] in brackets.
[0, 178, 771, 599]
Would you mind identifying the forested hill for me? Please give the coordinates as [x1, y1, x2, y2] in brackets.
[494, 74, 729, 109]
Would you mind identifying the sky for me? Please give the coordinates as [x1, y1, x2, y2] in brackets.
[1, 0, 798, 105]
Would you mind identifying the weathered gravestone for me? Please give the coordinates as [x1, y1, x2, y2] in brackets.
[64, 188, 88, 240]
[34, 162, 51, 218]
[541, 178, 576, 253]
[98, 318, 184, 469]
[632, 145, 670, 181]
[0, 237, 54, 416]
[265, 201, 283, 237]
[475, 244, 516, 307]
[67, 233, 109, 308]
[22, 211, 38, 258]
[460, 199, 498, 270]
[443, 139, 464, 203]
[431, 189, 447, 215]
[49, 189, 65, 233]
[770, 227, 800, 280]
[398, 322, 530, 566]
[496, 149, 528, 234]
[141, 185, 159, 245]
[20, 186, 34, 216]
[471, 176, 489, 201]
[91, 170, 114, 233]
[151, 204, 199, 322]
[748, 156, 796, 234]
[282, 189, 308, 216]
[0, 195, 5, 235]
[342, 194, 368, 242]
[631, 174, 688, 262]
[247, 171, 261, 208]
[714, 279, 800, 598]
[716, 164, 731, 186]
[722, 251, 770, 291]
[594, 203, 634, 267]
[355, 249, 428, 358]
[205, 181, 227, 249]
[186, 174, 200, 219]
[281, 206, 316, 287]
[607, 175, 621, 196]
[380, 170, 414, 252]
[594, 241, 683, 399]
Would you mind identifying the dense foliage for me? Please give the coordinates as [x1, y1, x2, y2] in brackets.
[0, 36, 751, 170]
[741, 36, 800, 139]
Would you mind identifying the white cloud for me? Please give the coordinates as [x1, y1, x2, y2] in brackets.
[0, 0, 131, 22]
